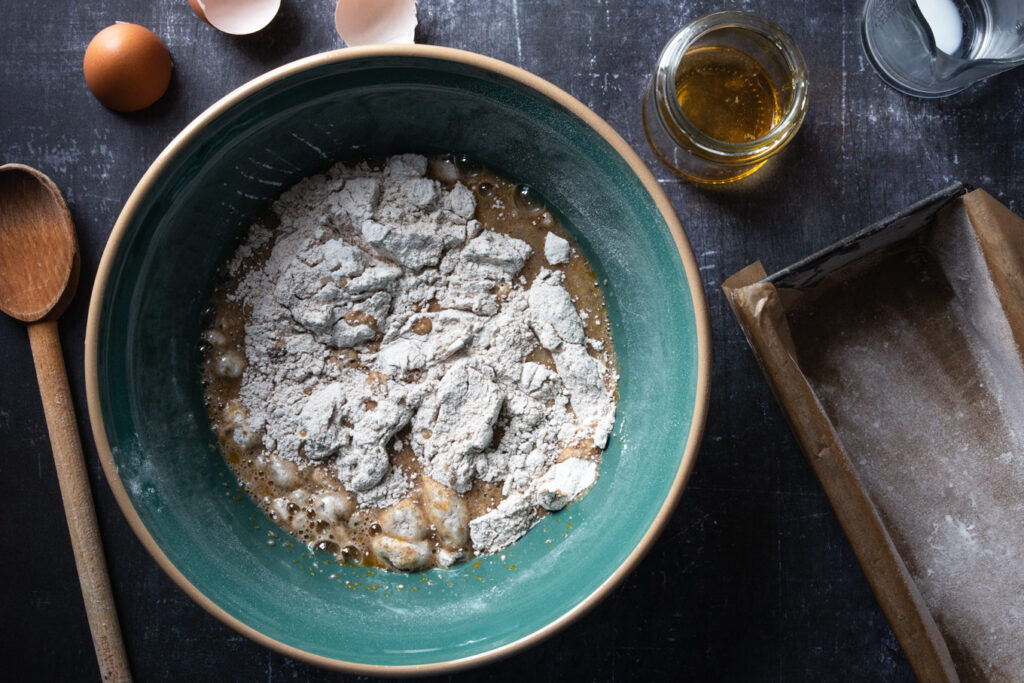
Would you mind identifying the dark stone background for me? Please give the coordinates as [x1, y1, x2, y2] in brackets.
[1, 1, 1020, 680]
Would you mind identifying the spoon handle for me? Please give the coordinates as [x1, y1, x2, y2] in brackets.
[27, 320, 132, 683]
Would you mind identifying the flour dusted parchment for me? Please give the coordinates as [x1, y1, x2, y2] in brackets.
[787, 212, 1024, 680]
[226, 154, 617, 558]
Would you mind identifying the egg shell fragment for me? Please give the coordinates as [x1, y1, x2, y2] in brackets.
[196, 0, 281, 35]
[335, 0, 417, 46]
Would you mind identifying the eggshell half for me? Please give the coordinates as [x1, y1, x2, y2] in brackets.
[335, 0, 418, 46]
[198, 0, 281, 35]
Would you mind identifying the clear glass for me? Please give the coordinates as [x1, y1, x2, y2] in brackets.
[862, 0, 1024, 98]
[642, 11, 809, 184]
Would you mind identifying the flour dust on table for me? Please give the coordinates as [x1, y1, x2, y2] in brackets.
[199, 154, 618, 572]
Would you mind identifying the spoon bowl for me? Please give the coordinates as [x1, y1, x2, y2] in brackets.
[0, 164, 79, 321]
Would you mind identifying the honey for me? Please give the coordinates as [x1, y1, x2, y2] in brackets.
[642, 11, 808, 184]
[674, 45, 780, 144]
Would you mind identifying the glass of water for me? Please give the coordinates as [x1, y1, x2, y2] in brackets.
[862, 0, 1024, 97]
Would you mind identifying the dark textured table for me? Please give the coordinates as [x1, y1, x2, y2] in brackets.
[2, 1, 1021, 680]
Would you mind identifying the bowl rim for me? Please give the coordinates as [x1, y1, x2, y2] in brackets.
[84, 43, 712, 675]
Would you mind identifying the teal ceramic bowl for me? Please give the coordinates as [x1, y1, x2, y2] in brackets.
[86, 46, 710, 674]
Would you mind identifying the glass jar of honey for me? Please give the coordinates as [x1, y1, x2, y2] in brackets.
[642, 11, 808, 184]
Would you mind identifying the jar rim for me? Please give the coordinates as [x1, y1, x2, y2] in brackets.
[653, 10, 809, 161]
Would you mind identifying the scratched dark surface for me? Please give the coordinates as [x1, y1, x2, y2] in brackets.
[1, 0, 1022, 680]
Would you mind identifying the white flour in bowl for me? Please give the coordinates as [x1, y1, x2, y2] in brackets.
[203, 154, 618, 571]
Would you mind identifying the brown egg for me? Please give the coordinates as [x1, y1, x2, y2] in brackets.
[83, 23, 172, 113]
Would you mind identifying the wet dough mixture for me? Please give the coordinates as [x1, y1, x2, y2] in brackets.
[201, 154, 617, 572]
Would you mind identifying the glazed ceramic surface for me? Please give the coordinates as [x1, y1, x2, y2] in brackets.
[86, 46, 710, 674]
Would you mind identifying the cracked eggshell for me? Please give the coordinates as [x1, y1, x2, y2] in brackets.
[335, 0, 417, 46]
[193, 0, 281, 35]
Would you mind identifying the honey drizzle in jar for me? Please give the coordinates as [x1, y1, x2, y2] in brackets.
[200, 155, 616, 572]
[674, 45, 781, 144]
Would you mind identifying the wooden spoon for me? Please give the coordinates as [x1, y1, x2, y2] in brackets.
[0, 164, 131, 682]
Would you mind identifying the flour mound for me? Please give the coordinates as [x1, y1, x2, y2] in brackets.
[230, 154, 616, 552]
